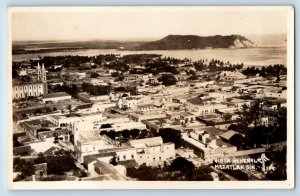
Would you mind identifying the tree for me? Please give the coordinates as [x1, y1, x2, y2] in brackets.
[222, 114, 232, 122]
[228, 124, 238, 131]
[46, 149, 75, 175]
[111, 72, 120, 78]
[121, 129, 131, 140]
[158, 74, 177, 86]
[109, 156, 118, 166]
[34, 153, 46, 164]
[130, 129, 140, 138]
[193, 166, 214, 181]
[99, 130, 107, 136]
[236, 104, 252, 135]
[158, 128, 182, 148]
[69, 134, 74, 145]
[73, 167, 88, 178]
[249, 101, 261, 128]
[127, 164, 158, 181]
[105, 130, 116, 140]
[138, 129, 150, 139]
[14, 158, 34, 180]
[228, 134, 245, 150]
[188, 74, 198, 80]
[170, 157, 195, 172]
[246, 125, 270, 148]
[90, 72, 100, 78]
[12, 69, 18, 78]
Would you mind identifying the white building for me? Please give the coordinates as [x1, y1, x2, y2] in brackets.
[137, 85, 164, 94]
[118, 97, 139, 110]
[129, 137, 175, 167]
[188, 103, 228, 115]
[234, 76, 264, 84]
[264, 90, 287, 99]
[209, 92, 239, 100]
[42, 92, 72, 103]
[182, 133, 237, 163]
[219, 71, 247, 81]
[13, 62, 47, 99]
[112, 121, 146, 132]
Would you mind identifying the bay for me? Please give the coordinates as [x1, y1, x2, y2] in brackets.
[12, 46, 286, 67]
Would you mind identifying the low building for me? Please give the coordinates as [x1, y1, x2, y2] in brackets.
[137, 85, 163, 94]
[13, 83, 45, 99]
[65, 71, 86, 81]
[234, 76, 264, 84]
[42, 92, 72, 103]
[219, 71, 247, 81]
[188, 103, 228, 115]
[112, 121, 146, 132]
[196, 114, 238, 130]
[175, 148, 194, 159]
[166, 111, 196, 125]
[182, 132, 237, 163]
[13, 145, 32, 156]
[129, 136, 175, 167]
[118, 97, 139, 110]
[76, 131, 114, 162]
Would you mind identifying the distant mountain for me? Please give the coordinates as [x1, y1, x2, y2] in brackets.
[12, 34, 258, 55]
[135, 34, 256, 50]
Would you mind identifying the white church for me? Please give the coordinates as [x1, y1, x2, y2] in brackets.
[12, 62, 48, 99]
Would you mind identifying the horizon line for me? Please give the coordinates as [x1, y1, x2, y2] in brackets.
[12, 33, 287, 43]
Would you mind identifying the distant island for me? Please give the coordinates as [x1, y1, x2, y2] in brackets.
[135, 34, 256, 50]
[12, 34, 256, 54]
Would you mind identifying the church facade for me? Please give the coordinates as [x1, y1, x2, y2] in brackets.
[13, 62, 48, 99]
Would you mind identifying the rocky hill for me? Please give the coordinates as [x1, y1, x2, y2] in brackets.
[135, 34, 256, 50]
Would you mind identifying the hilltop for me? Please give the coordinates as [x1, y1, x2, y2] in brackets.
[135, 34, 256, 50]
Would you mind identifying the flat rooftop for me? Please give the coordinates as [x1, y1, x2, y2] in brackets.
[43, 92, 71, 99]
[197, 114, 225, 123]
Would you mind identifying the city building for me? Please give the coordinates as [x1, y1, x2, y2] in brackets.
[13, 62, 48, 99]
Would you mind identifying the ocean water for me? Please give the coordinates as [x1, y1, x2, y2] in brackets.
[12, 46, 287, 67]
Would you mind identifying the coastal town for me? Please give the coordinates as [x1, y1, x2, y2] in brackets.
[11, 53, 287, 181]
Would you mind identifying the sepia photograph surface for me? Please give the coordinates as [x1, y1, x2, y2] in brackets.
[7, 6, 294, 189]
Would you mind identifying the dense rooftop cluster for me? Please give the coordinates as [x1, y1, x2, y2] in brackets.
[12, 53, 287, 182]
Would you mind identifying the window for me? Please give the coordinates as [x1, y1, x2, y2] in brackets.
[123, 155, 126, 160]
[131, 155, 134, 159]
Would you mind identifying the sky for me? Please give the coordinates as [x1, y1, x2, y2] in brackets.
[10, 7, 290, 41]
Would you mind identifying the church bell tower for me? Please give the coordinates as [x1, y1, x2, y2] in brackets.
[41, 63, 48, 94]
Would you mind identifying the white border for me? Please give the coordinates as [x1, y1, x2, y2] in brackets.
[6, 6, 295, 190]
